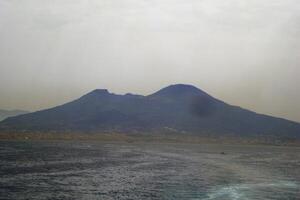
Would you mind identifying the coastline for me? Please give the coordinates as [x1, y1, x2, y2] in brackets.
[0, 132, 299, 147]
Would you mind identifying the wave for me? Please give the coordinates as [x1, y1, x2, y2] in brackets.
[204, 181, 298, 200]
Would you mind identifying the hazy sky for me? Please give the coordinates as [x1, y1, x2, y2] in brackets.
[0, 0, 300, 122]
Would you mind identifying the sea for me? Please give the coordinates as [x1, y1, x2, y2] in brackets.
[0, 141, 299, 200]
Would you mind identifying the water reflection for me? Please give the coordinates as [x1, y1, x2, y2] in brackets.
[0, 141, 299, 200]
[206, 181, 299, 200]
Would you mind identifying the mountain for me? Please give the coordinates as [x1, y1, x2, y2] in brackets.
[0, 84, 299, 138]
[0, 109, 29, 122]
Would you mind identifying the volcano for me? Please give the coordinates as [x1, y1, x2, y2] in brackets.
[1, 84, 299, 138]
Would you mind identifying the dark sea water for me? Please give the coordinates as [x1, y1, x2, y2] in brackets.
[0, 141, 299, 200]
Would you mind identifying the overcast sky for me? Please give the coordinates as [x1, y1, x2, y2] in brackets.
[0, 0, 300, 122]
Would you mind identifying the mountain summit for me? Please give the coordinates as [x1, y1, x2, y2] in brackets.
[150, 84, 209, 97]
[0, 84, 299, 138]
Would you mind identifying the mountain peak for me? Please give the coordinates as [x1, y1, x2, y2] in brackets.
[80, 89, 111, 100]
[149, 84, 209, 98]
[90, 89, 109, 95]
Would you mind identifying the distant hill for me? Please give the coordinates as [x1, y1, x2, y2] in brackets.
[0, 109, 29, 122]
[0, 84, 299, 138]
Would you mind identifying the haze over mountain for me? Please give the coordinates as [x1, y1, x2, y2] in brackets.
[0, 84, 299, 138]
[1, 0, 300, 123]
[0, 109, 29, 122]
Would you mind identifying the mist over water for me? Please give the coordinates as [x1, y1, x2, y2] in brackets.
[0, 141, 299, 200]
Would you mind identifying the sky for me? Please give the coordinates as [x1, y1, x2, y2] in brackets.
[0, 0, 300, 122]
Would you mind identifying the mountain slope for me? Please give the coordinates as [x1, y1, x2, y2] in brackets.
[0, 84, 299, 138]
[0, 109, 29, 122]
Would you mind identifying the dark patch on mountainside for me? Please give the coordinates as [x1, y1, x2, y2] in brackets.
[0, 84, 299, 138]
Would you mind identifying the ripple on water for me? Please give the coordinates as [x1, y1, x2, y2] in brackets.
[204, 181, 299, 200]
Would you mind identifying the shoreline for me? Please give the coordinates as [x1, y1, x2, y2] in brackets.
[0, 132, 299, 147]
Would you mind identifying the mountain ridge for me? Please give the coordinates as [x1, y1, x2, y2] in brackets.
[0, 84, 299, 138]
[0, 109, 29, 122]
